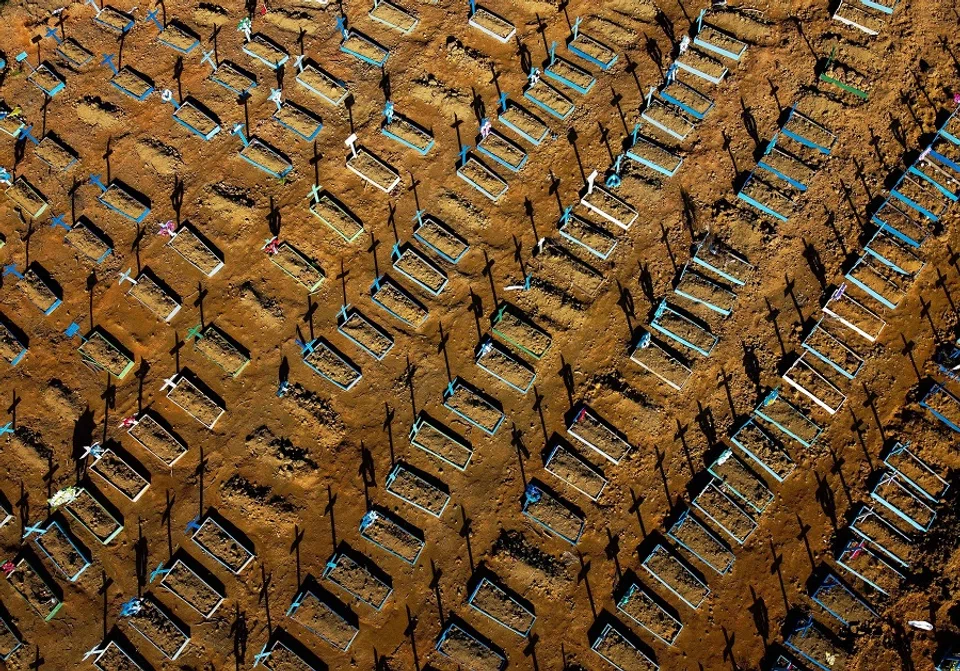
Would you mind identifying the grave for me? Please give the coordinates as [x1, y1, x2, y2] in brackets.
[758, 137, 816, 191]
[167, 95, 221, 141]
[31, 132, 79, 171]
[521, 482, 584, 545]
[811, 573, 876, 626]
[782, 354, 847, 415]
[165, 223, 224, 277]
[103, 55, 154, 101]
[125, 412, 187, 467]
[567, 405, 631, 464]
[191, 324, 250, 378]
[126, 596, 191, 660]
[457, 150, 509, 202]
[232, 125, 293, 179]
[154, 558, 225, 618]
[467, 576, 535, 636]
[435, 621, 506, 670]
[558, 207, 617, 260]
[631, 332, 693, 391]
[163, 372, 225, 429]
[468, 2, 515, 43]
[0, 104, 25, 137]
[675, 48, 727, 84]
[819, 49, 870, 100]
[707, 448, 773, 514]
[921, 384, 960, 432]
[207, 59, 258, 96]
[476, 127, 528, 173]
[338, 19, 389, 66]
[642, 92, 695, 141]
[381, 103, 434, 155]
[642, 543, 710, 609]
[264, 237, 326, 293]
[694, 17, 747, 60]
[87, 639, 144, 671]
[392, 243, 448, 295]
[674, 265, 737, 316]
[728, 419, 797, 482]
[409, 412, 473, 470]
[691, 234, 754, 286]
[147, 15, 199, 54]
[254, 633, 322, 670]
[91, 447, 150, 502]
[849, 505, 913, 568]
[580, 171, 638, 229]
[63, 486, 124, 544]
[6, 176, 49, 218]
[661, 77, 714, 120]
[299, 338, 362, 391]
[781, 104, 836, 154]
[737, 171, 794, 221]
[359, 509, 424, 564]
[413, 211, 469, 263]
[123, 269, 181, 322]
[90, 175, 151, 223]
[0, 316, 27, 366]
[909, 153, 960, 202]
[667, 510, 735, 575]
[591, 623, 659, 671]
[55, 37, 94, 68]
[385, 462, 450, 517]
[544, 42, 596, 94]
[626, 131, 684, 177]
[891, 172, 950, 221]
[309, 187, 365, 243]
[443, 377, 505, 435]
[650, 300, 718, 357]
[93, 5, 135, 33]
[31, 520, 92, 582]
[617, 582, 682, 645]
[491, 303, 551, 359]
[801, 320, 864, 380]
[274, 99, 323, 142]
[345, 137, 401, 193]
[323, 550, 393, 610]
[371, 275, 429, 327]
[338, 305, 394, 360]
[822, 284, 886, 343]
[5, 263, 61, 315]
[5, 555, 63, 621]
[24, 60, 67, 97]
[369, 0, 418, 33]
[567, 17, 617, 70]
[883, 441, 948, 502]
[62, 217, 113, 264]
[243, 33, 289, 70]
[475, 337, 536, 394]
[835, 540, 903, 595]
[784, 617, 850, 671]
[870, 471, 936, 532]
[833, 1, 885, 34]
[287, 588, 358, 651]
[544, 439, 607, 501]
[498, 93, 549, 146]
[524, 75, 575, 121]
[844, 253, 907, 309]
[294, 57, 348, 106]
[753, 388, 822, 447]
[691, 480, 757, 544]
[190, 515, 255, 575]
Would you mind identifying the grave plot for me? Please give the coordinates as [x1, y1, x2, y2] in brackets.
[155, 20, 201, 54]
[491, 304, 551, 359]
[92, 448, 150, 503]
[94, 179, 151, 223]
[5, 556, 63, 621]
[341, 31, 389, 67]
[921, 384, 960, 433]
[782, 354, 847, 415]
[0, 108, 24, 138]
[781, 104, 836, 154]
[458, 155, 508, 202]
[89, 639, 144, 671]
[237, 135, 293, 179]
[909, 156, 960, 202]
[94, 6, 135, 33]
[536, 241, 605, 296]
[127, 596, 191, 660]
[498, 99, 549, 145]
[668, 510, 735, 575]
[674, 266, 737, 316]
[650, 300, 718, 357]
[524, 79, 575, 120]
[691, 234, 754, 286]
[5, 177, 49, 218]
[309, 191, 364, 243]
[346, 147, 401, 193]
[385, 463, 450, 517]
[754, 388, 822, 447]
[522, 482, 584, 545]
[190, 516, 255, 575]
[33, 521, 92, 582]
[0, 317, 27, 366]
[323, 551, 393, 610]
[127, 413, 187, 467]
[26, 62, 66, 97]
[591, 623, 659, 671]
[244, 34, 289, 69]
[56, 38, 94, 67]
[34, 133, 79, 171]
[758, 142, 816, 191]
[567, 405, 631, 465]
[544, 441, 607, 501]
[209, 61, 257, 96]
[871, 472, 936, 532]
[165, 374, 225, 429]
[125, 271, 181, 322]
[836, 540, 903, 595]
[892, 172, 951, 221]
[544, 54, 595, 95]
[642, 544, 710, 609]
[691, 481, 757, 544]
[64, 218, 113, 264]
[729, 419, 797, 482]
[392, 244, 448, 295]
[707, 449, 773, 514]
[436, 621, 506, 670]
[737, 171, 794, 221]
[675, 49, 727, 84]
[170, 99, 220, 141]
[157, 559, 225, 618]
[413, 214, 469, 263]
[296, 63, 347, 106]
[477, 130, 528, 173]
[369, 0, 418, 34]
[443, 378, 504, 436]
[359, 509, 425, 564]
[630, 333, 693, 391]
[475, 337, 536, 394]
[371, 276, 429, 327]
[274, 102, 323, 142]
[822, 285, 886, 343]
[338, 306, 394, 360]
[108, 65, 154, 101]
[819, 50, 870, 100]
[849, 506, 914, 568]
[567, 23, 617, 70]
[864, 229, 925, 277]
[301, 339, 362, 391]
[802, 321, 864, 380]
[267, 239, 325, 293]
[844, 253, 908, 309]
[64, 487, 123, 544]
[811, 574, 876, 626]
[382, 114, 434, 155]
[288, 589, 358, 651]
[468, 6, 515, 42]
[694, 21, 747, 60]
[580, 182, 638, 229]
[256, 635, 321, 671]
[410, 413, 473, 470]
[468, 576, 535, 636]
[784, 617, 850, 671]
[617, 582, 682, 645]
[626, 133, 684, 177]
[833, 1, 885, 35]
[642, 98, 695, 141]
[192, 324, 249, 378]
[661, 80, 713, 121]
[77, 329, 135, 379]
[883, 442, 948, 502]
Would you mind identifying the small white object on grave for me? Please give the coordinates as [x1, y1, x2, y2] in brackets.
[908, 620, 934, 631]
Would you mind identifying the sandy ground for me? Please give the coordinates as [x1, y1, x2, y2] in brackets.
[0, 0, 959, 668]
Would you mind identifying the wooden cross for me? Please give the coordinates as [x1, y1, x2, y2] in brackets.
[100, 52, 118, 74]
